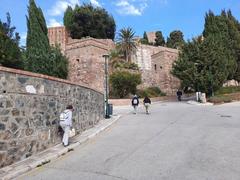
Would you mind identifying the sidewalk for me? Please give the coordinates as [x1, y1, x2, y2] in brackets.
[0, 115, 121, 180]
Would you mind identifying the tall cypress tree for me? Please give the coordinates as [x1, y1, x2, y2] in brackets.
[64, 6, 74, 30]
[26, 0, 50, 74]
[140, 31, 149, 44]
[155, 31, 165, 46]
[225, 10, 240, 82]
[25, 0, 68, 79]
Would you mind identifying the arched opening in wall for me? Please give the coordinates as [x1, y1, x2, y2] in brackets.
[154, 64, 157, 71]
[76, 59, 80, 62]
[160, 66, 163, 69]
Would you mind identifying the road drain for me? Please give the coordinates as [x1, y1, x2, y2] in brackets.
[220, 115, 232, 118]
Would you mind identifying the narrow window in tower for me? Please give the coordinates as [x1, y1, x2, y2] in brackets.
[154, 64, 157, 71]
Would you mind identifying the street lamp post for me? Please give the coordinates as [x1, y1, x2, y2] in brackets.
[103, 54, 110, 119]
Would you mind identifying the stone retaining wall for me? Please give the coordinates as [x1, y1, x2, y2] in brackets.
[0, 67, 104, 168]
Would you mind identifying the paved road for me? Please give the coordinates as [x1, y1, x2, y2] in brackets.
[20, 102, 240, 180]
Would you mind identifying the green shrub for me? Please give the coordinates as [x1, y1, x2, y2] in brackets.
[110, 71, 141, 98]
[113, 61, 139, 70]
[215, 86, 240, 95]
[208, 96, 232, 104]
[137, 87, 166, 98]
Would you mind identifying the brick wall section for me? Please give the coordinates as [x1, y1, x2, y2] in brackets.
[65, 38, 115, 93]
[151, 50, 180, 95]
[0, 67, 104, 168]
[146, 32, 156, 44]
[48, 26, 68, 53]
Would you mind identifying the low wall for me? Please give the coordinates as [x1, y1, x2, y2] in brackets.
[0, 67, 104, 168]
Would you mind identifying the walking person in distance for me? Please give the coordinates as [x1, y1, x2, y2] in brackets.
[132, 95, 139, 114]
[143, 96, 151, 114]
[176, 89, 183, 101]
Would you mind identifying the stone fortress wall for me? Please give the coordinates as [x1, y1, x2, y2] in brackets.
[66, 38, 115, 93]
[132, 44, 180, 95]
[0, 67, 104, 168]
[48, 26, 180, 95]
[48, 26, 114, 93]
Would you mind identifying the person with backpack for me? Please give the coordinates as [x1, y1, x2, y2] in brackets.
[176, 89, 183, 101]
[131, 95, 139, 114]
[143, 96, 151, 114]
[59, 105, 74, 147]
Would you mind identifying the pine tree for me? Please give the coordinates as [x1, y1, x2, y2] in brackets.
[203, 10, 238, 80]
[155, 31, 165, 46]
[0, 13, 22, 69]
[172, 35, 233, 95]
[166, 30, 184, 49]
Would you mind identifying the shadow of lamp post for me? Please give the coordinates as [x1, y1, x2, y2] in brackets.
[103, 54, 110, 119]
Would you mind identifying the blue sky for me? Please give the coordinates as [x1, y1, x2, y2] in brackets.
[0, 0, 240, 46]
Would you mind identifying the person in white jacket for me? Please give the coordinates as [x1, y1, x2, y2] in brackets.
[60, 105, 74, 147]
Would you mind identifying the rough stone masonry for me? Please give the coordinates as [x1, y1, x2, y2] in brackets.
[0, 67, 104, 168]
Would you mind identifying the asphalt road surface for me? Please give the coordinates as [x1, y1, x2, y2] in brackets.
[20, 102, 240, 180]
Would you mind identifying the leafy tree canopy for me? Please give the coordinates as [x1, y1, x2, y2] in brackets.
[172, 35, 235, 96]
[110, 71, 141, 98]
[64, 4, 116, 40]
[167, 30, 185, 49]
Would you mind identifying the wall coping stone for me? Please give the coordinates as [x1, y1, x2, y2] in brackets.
[65, 37, 113, 52]
[0, 66, 103, 95]
[151, 49, 179, 58]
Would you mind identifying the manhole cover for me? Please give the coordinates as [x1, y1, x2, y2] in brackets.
[220, 115, 232, 118]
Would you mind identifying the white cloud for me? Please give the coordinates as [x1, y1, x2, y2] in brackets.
[48, 19, 62, 27]
[115, 0, 149, 16]
[90, 0, 101, 7]
[20, 32, 27, 46]
[49, 0, 80, 16]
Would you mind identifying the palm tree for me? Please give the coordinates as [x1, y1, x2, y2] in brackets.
[118, 27, 136, 62]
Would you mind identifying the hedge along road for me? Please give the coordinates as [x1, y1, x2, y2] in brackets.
[19, 102, 240, 180]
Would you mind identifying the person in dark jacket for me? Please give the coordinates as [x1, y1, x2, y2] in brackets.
[131, 95, 139, 114]
[143, 96, 151, 114]
[176, 89, 183, 101]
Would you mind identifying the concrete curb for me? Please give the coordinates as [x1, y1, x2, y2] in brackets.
[0, 115, 121, 180]
[187, 100, 213, 106]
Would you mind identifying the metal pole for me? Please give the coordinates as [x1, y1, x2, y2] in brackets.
[103, 55, 110, 119]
